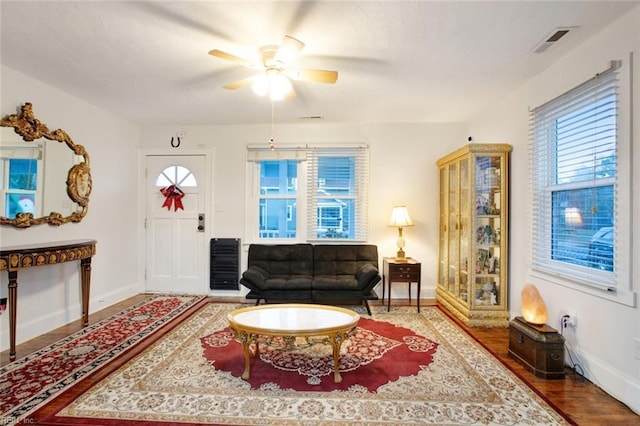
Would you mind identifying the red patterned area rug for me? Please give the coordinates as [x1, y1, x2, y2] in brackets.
[200, 317, 438, 392]
[32, 304, 572, 425]
[1, 294, 207, 423]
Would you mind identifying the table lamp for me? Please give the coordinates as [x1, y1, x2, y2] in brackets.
[389, 206, 414, 260]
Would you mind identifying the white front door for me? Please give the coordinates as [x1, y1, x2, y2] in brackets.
[145, 155, 207, 294]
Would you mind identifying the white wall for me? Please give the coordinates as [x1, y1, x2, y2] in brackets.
[468, 7, 640, 414]
[139, 122, 468, 299]
[0, 66, 143, 352]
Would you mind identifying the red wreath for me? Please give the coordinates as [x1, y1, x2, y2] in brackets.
[160, 185, 185, 211]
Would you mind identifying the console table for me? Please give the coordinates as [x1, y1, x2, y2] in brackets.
[0, 239, 97, 361]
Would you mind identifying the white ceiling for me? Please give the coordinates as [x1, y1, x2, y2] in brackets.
[1, 1, 638, 126]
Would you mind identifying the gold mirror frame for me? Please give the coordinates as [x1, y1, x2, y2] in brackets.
[0, 103, 91, 228]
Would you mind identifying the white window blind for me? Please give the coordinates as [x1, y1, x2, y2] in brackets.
[306, 145, 369, 241]
[0, 145, 43, 160]
[246, 146, 307, 162]
[530, 61, 620, 290]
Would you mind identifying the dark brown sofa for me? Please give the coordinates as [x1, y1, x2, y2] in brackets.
[239, 243, 381, 314]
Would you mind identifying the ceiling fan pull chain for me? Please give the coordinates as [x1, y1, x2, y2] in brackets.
[269, 101, 275, 151]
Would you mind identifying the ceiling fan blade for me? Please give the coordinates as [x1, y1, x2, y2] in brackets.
[222, 77, 255, 90]
[274, 35, 305, 67]
[287, 69, 338, 84]
[208, 49, 255, 67]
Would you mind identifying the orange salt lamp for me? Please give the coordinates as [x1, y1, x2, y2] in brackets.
[521, 283, 548, 325]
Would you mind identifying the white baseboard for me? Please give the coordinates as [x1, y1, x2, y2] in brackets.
[89, 282, 145, 315]
[575, 349, 640, 415]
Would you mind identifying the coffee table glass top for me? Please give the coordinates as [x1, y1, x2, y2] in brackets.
[228, 303, 359, 334]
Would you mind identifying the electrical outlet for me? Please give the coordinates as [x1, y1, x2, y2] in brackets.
[561, 312, 577, 328]
[635, 338, 640, 360]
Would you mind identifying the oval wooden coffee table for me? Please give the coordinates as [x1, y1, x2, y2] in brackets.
[227, 303, 360, 383]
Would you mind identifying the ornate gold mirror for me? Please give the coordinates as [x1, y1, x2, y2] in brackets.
[0, 103, 91, 228]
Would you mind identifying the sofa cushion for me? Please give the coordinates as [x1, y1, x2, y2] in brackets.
[313, 245, 379, 276]
[262, 275, 313, 290]
[248, 243, 314, 276]
[312, 275, 359, 290]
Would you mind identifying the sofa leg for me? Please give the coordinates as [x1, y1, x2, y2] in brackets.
[364, 300, 372, 316]
[255, 299, 261, 306]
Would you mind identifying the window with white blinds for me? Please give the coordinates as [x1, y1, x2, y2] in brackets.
[530, 61, 620, 290]
[306, 145, 369, 241]
[247, 144, 369, 242]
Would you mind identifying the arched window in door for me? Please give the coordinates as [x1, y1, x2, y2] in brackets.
[155, 165, 197, 187]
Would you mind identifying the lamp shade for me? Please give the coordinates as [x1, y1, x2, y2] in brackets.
[564, 207, 583, 227]
[389, 206, 414, 228]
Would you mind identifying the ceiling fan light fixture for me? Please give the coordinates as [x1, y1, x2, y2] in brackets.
[269, 74, 292, 101]
[251, 75, 269, 97]
[252, 70, 292, 101]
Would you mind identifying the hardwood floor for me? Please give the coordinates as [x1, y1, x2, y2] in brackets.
[2, 295, 638, 425]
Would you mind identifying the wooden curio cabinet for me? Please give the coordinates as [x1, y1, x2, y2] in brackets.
[436, 143, 512, 327]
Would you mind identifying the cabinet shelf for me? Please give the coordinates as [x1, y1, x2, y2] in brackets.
[436, 143, 512, 327]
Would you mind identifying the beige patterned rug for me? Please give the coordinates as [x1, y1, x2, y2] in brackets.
[40, 303, 571, 425]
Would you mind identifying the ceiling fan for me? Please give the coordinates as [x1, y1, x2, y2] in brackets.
[208, 35, 338, 100]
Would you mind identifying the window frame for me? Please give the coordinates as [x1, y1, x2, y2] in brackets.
[246, 144, 370, 243]
[529, 59, 635, 306]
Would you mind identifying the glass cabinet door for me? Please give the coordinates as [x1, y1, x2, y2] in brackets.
[458, 158, 470, 303]
[473, 155, 502, 308]
[447, 163, 457, 293]
[438, 167, 447, 290]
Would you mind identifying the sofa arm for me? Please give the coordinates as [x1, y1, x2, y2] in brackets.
[356, 263, 380, 288]
[241, 266, 270, 289]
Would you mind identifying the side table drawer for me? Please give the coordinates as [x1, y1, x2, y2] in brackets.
[389, 266, 420, 281]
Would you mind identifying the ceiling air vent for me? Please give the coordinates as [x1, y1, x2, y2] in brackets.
[532, 27, 576, 54]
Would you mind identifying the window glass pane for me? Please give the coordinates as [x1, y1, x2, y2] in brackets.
[318, 156, 355, 196]
[551, 186, 614, 271]
[316, 198, 354, 239]
[313, 156, 357, 240]
[556, 94, 616, 185]
[259, 198, 296, 238]
[260, 161, 297, 195]
[155, 166, 197, 187]
[8, 159, 37, 190]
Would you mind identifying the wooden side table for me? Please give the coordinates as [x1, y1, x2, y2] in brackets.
[382, 257, 422, 312]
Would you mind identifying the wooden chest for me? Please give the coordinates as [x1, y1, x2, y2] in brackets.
[508, 316, 565, 379]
